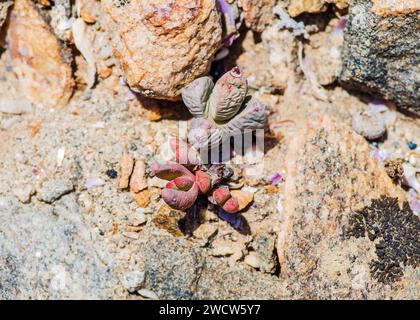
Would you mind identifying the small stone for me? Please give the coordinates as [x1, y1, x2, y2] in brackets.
[118, 154, 134, 190]
[130, 209, 147, 226]
[230, 190, 254, 211]
[13, 186, 35, 204]
[352, 111, 386, 140]
[193, 224, 218, 246]
[137, 288, 159, 300]
[120, 271, 145, 293]
[251, 233, 278, 274]
[130, 159, 148, 193]
[244, 252, 261, 269]
[37, 179, 74, 204]
[152, 203, 184, 237]
[408, 142, 417, 150]
[210, 244, 236, 257]
[147, 176, 168, 188]
[106, 169, 118, 179]
[132, 189, 151, 208]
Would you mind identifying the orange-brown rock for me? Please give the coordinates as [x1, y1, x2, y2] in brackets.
[6, 0, 74, 108]
[238, 0, 276, 32]
[372, 0, 420, 16]
[288, 0, 348, 17]
[102, 0, 222, 101]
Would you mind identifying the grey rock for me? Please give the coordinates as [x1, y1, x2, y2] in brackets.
[120, 271, 145, 293]
[143, 230, 204, 300]
[250, 233, 278, 274]
[0, 195, 20, 215]
[340, 0, 420, 115]
[37, 179, 74, 204]
[195, 257, 282, 299]
[0, 199, 118, 299]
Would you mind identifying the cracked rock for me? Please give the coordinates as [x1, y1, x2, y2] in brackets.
[37, 179, 74, 204]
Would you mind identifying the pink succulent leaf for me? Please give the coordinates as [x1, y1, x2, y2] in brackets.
[208, 67, 248, 123]
[195, 170, 212, 194]
[222, 96, 267, 137]
[151, 160, 194, 181]
[181, 77, 214, 117]
[212, 185, 231, 206]
[161, 183, 199, 211]
[222, 197, 239, 214]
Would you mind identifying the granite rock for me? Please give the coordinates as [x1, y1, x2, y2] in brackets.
[0, 195, 118, 299]
[340, 0, 420, 115]
[102, 0, 222, 100]
[238, 0, 276, 32]
[6, 0, 74, 108]
[277, 115, 419, 299]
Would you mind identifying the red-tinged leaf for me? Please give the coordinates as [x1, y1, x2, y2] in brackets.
[161, 183, 199, 211]
[222, 197, 239, 214]
[195, 170, 212, 194]
[173, 176, 194, 191]
[151, 160, 194, 181]
[212, 186, 231, 206]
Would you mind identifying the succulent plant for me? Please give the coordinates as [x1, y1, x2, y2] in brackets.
[152, 68, 265, 213]
[182, 67, 267, 150]
[152, 138, 243, 213]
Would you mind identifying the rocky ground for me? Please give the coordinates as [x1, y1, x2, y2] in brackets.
[0, 0, 419, 299]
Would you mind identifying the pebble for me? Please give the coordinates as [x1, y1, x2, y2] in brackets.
[138, 288, 159, 300]
[132, 189, 151, 208]
[37, 179, 74, 204]
[230, 190, 254, 211]
[147, 176, 167, 188]
[210, 245, 235, 257]
[192, 224, 218, 246]
[408, 142, 417, 150]
[106, 169, 118, 179]
[130, 159, 148, 193]
[244, 252, 261, 269]
[13, 186, 35, 204]
[118, 154, 134, 190]
[120, 271, 145, 293]
[130, 209, 147, 226]
[352, 111, 386, 140]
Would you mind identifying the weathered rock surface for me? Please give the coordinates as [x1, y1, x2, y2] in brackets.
[238, 0, 276, 32]
[372, 0, 420, 16]
[102, 0, 222, 101]
[288, 0, 348, 17]
[6, 0, 74, 108]
[340, 0, 420, 115]
[139, 228, 282, 299]
[0, 195, 118, 299]
[277, 116, 419, 299]
[0, 0, 12, 29]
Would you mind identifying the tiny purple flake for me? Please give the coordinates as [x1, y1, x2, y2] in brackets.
[271, 172, 284, 185]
